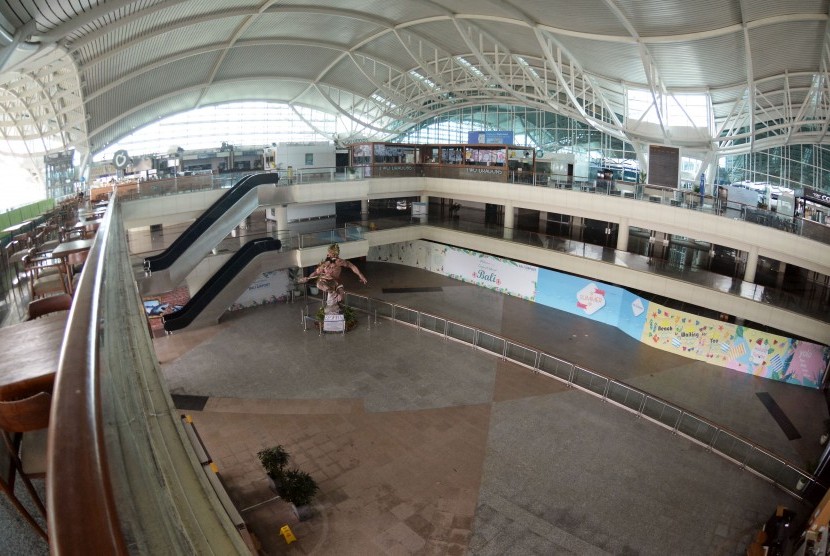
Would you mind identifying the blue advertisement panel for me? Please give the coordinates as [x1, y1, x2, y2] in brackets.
[369, 240, 828, 388]
[535, 269, 624, 328]
[618, 289, 649, 340]
[467, 131, 515, 145]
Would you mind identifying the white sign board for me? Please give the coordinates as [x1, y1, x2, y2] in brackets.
[323, 313, 345, 332]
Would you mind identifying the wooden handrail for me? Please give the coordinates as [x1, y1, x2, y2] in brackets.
[45, 196, 250, 554]
[47, 199, 127, 554]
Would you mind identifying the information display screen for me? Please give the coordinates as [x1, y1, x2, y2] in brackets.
[648, 145, 680, 188]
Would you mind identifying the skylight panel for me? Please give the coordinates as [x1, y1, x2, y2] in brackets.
[371, 93, 398, 110]
[626, 88, 661, 125]
[455, 57, 485, 78]
[409, 70, 438, 90]
[515, 56, 539, 79]
[667, 93, 709, 129]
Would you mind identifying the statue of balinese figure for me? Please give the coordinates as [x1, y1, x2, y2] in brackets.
[298, 243, 367, 312]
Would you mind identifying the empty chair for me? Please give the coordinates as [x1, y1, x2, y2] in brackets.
[23, 253, 69, 299]
[36, 223, 61, 254]
[27, 294, 73, 320]
[6, 240, 29, 294]
[0, 392, 52, 541]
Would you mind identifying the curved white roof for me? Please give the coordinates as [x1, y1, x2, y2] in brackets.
[0, 0, 826, 162]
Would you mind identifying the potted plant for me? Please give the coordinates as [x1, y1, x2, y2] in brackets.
[286, 268, 303, 301]
[280, 468, 319, 521]
[257, 445, 290, 493]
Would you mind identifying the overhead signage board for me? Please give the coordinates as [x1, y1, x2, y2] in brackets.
[467, 131, 514, 145]
[803, 186, 830, 208]
[648, 145, 680, 188]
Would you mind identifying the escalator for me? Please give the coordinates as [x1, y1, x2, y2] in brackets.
[144, 173, 278, 272]
[141, 172, 279, 294]
[163, 237, 286, 332]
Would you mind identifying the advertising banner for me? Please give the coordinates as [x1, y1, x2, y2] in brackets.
[535, 269, 626, 328]
[230, 269, 291, 310]
[442, 246, 537, 299]
[368, 240, 829, 388]
[370, 241, 432, 269]
[641, 303, 829, 388]
[618, 290, 649, 340]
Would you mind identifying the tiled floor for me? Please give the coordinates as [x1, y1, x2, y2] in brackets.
[1, 201, 827, 553]
[154, 262, 822, 555]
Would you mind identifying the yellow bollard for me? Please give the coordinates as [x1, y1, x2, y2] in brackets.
[280, 524, 296, 544]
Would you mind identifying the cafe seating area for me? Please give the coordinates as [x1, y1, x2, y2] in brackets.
[0, 196, 107, 548]
[0, 391, 52, 541]
[0, 196, 101, 324]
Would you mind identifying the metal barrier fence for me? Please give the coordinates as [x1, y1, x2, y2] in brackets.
[344, 292, 827, 503]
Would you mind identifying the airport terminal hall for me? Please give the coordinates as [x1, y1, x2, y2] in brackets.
[3, 1, 830, 555]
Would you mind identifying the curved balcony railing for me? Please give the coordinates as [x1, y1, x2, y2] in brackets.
[128, 211, 830, 327]
[113, 165, 830, 247]
[344, 292, 828, 505]
[48, 199, 252, 554]
[46, 188, 827, 552]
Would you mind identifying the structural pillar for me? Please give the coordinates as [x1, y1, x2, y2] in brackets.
[616, 217, 629, 252]
[420, 194, 429, 223]
[776, 262, 786, 289]
[744, 247, 759, 283]
[503, 202, 514, 240]
[360, 199, 369, 222]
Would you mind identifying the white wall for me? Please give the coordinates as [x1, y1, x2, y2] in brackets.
[276, 142, 335, 169]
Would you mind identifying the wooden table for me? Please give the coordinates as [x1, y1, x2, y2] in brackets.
[73, 218, 103, 235]
[0, 312, 68, 400]
[2, 220, 33, 235]
[51, 238, 94, 259]
[51, 238, 94, 293]
[78, 208, 106, 219]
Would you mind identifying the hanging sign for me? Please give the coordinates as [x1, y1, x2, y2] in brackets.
[113, 150, 131, 169]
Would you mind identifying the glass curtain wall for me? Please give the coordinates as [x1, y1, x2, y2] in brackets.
[719, 145, 830, 191]
[393, 105, 639, 181]
[93, 101, 830, 194]
[93, 102, 341, 163]
[395, 105, 830, 193]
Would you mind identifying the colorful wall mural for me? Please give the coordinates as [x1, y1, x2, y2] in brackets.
[368, 240, 830, 388]
[642, 305, 826, 388]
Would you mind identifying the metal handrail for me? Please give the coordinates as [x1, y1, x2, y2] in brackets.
[118, 165, 830, 246]
[345, 292, 828, 503]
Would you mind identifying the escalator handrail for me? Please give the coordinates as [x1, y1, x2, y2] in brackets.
[163, 237, 282, 331]
[144, 172, 277, 272]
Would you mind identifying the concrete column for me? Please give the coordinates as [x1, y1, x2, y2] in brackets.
[776, 262, 786, 289]
[616, 217, 629, 252]
[503, 202, 514, 240]
[275, 205, 288, 229]
[360, 199, 369, 220]
[420, 194, 429, 223]
[744, 247, 759, 283]
[538, 211, 547, 234]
